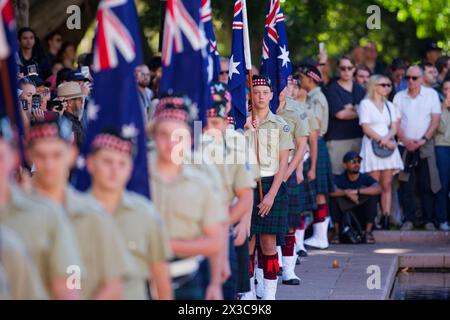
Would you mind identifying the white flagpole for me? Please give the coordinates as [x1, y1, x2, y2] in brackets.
[242, 0, 252, 71]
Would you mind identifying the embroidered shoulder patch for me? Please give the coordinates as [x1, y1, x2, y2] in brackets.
[283, 125, 290, 133]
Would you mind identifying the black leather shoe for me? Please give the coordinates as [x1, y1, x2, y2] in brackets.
[296, 249, 308, 257]
[296, 257, 301, 265]
[277, 267, 283, 276]
[282, 278, 300, 285]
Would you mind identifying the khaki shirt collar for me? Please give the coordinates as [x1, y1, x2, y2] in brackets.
[307, 86, 321, 98]
[64, 185, 88, 216]
[260, 110, 278, 125]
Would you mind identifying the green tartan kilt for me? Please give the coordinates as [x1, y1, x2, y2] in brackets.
[251, 176, 289, 235]
[315, 137, 335, 194]
[286, 171, 303, 228]
[299, 159, 318, 212]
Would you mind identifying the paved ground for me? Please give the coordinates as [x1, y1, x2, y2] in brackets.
[276, 231, 450, 300]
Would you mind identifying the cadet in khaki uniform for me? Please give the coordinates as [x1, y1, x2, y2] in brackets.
[244, 75, 294, 300]
[275, 83, 310, 286]
[0, 226, 47, 299]
[289, 75, 320, 256]
[300, 64, 335, 250]
[27, 119, 136, 300]
[203, 82, 256, 300]
[148, 95, 228, 300]
[86, 130, 173, 300]
[0, 118, 83, 300]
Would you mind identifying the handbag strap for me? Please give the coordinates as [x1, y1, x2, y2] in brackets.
[384, 101, 392, 130]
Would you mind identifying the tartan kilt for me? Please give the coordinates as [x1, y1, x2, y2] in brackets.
[315, 137, 335, 194]
[174, 259, 209, 300]
[222, 229, 238, 300]
[286, 172, 302, 228]
[235, 237, 250, 293]
[251, 176, 289, 235]
[298, 159, 318, 212]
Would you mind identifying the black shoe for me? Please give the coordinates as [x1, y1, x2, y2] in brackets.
[282, 278, 300, 285]
[383, 215, 390, 230]
[296, 257, 301, 265]
[277, 267, 283, 276]
[296, 250, 308, 257]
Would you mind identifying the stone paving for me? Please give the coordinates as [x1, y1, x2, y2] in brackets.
[276, 231, 450, 300]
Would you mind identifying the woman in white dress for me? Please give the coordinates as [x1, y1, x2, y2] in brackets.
[358, 75, 404, 229]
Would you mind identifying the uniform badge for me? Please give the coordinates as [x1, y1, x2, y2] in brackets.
[283, 125, 290, 133]
[300, 112, 307, 120]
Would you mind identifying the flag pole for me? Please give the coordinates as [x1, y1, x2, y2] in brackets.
[242, 0, 263, 202]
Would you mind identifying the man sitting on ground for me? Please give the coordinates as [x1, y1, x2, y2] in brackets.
[329, 151, 382, 244]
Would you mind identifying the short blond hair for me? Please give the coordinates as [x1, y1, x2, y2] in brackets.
[365, 74, 390, 101]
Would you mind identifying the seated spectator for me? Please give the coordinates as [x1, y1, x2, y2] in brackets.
[434, 78, 450, 231]
[325, 55, 365, 175]
[354, 64, 371, 88]
[330, 151, 382, 244]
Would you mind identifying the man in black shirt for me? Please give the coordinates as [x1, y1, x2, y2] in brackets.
[330, 151, 381, 244]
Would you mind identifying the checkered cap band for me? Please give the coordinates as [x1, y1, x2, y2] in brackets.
[27, 123, 60, 144]
[91, 133, 133, 155]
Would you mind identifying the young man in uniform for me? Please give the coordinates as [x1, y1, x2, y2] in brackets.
[288, 75, 320, 257]
[244, 75, 294, 300]
[0, 118, 83, 300]
[276, 84, 310, 285]
[148, 95, 228, 300]
[87, 130, 173, 300]
[203, 83, 256, 299]
[27, 119, 136, 299]
[300, 64, 335, 249]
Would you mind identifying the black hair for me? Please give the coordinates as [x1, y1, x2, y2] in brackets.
[17, 27, 36, 40]
[436, 56, 449, 74]
[56, 68, 73, 87]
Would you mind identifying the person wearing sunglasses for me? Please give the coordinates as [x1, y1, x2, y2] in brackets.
[325, 55, 365, 175]
[219, 57, 230, 84]
[394, 65, 442, 231]
[357, 75, 404, 230]
[329, 151, 382, 244]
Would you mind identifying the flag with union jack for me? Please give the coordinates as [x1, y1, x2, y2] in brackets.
[0, 0, 25, 159]
[260, 0, 292, 112]
[160, 0, 209, 126]
[228, 0, 248, 129]
[201, 0, 220, 83]
[73, 0, 150, 198]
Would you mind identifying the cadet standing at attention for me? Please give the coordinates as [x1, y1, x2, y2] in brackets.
[203, 82, 256, 300]
[87, 130, 173, 300]
[0, 118, 83, 300]
[300, 65, 335, 250]
[244, 75, 294, 300]
[148, 95, 228, 300]
[27, 119, 136, 300]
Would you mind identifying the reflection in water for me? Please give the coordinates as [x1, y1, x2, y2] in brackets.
[391, 270, 450, 300]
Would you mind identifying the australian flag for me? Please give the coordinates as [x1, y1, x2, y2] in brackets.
[0, 0, 25, 159]
[201, 0, 220, 83]
[160, 0, 209, 126]
[228, 0, 247, 130]
[260, 0, 292, 112]
[73, 0, 150, 198]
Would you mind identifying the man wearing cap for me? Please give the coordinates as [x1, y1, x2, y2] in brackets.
[0, 118, 83, 299]
[87, 130, 173, 300]
[300, 64, 335, 250]
[288, 74, 320, 257]
[27, 119, 136, 300]
[329, 151, 381, 244]
[58, 82, 85, 149]
[244, 75, 294, 300]
[275, 81, 309, 286]
[148, 94, 228, 300]
[203, 82, 256, 299]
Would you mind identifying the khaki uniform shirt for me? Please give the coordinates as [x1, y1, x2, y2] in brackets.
[62, 187, 137, 299]
[0, 186, 83, 298]
[0, 226, 48, 299]
[306, 87, 329, 137]
[150, 153, 228, 241]
[435, 107, 450, 147]
[97, 191, 172, 300]
[245, 110, 294, 177]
